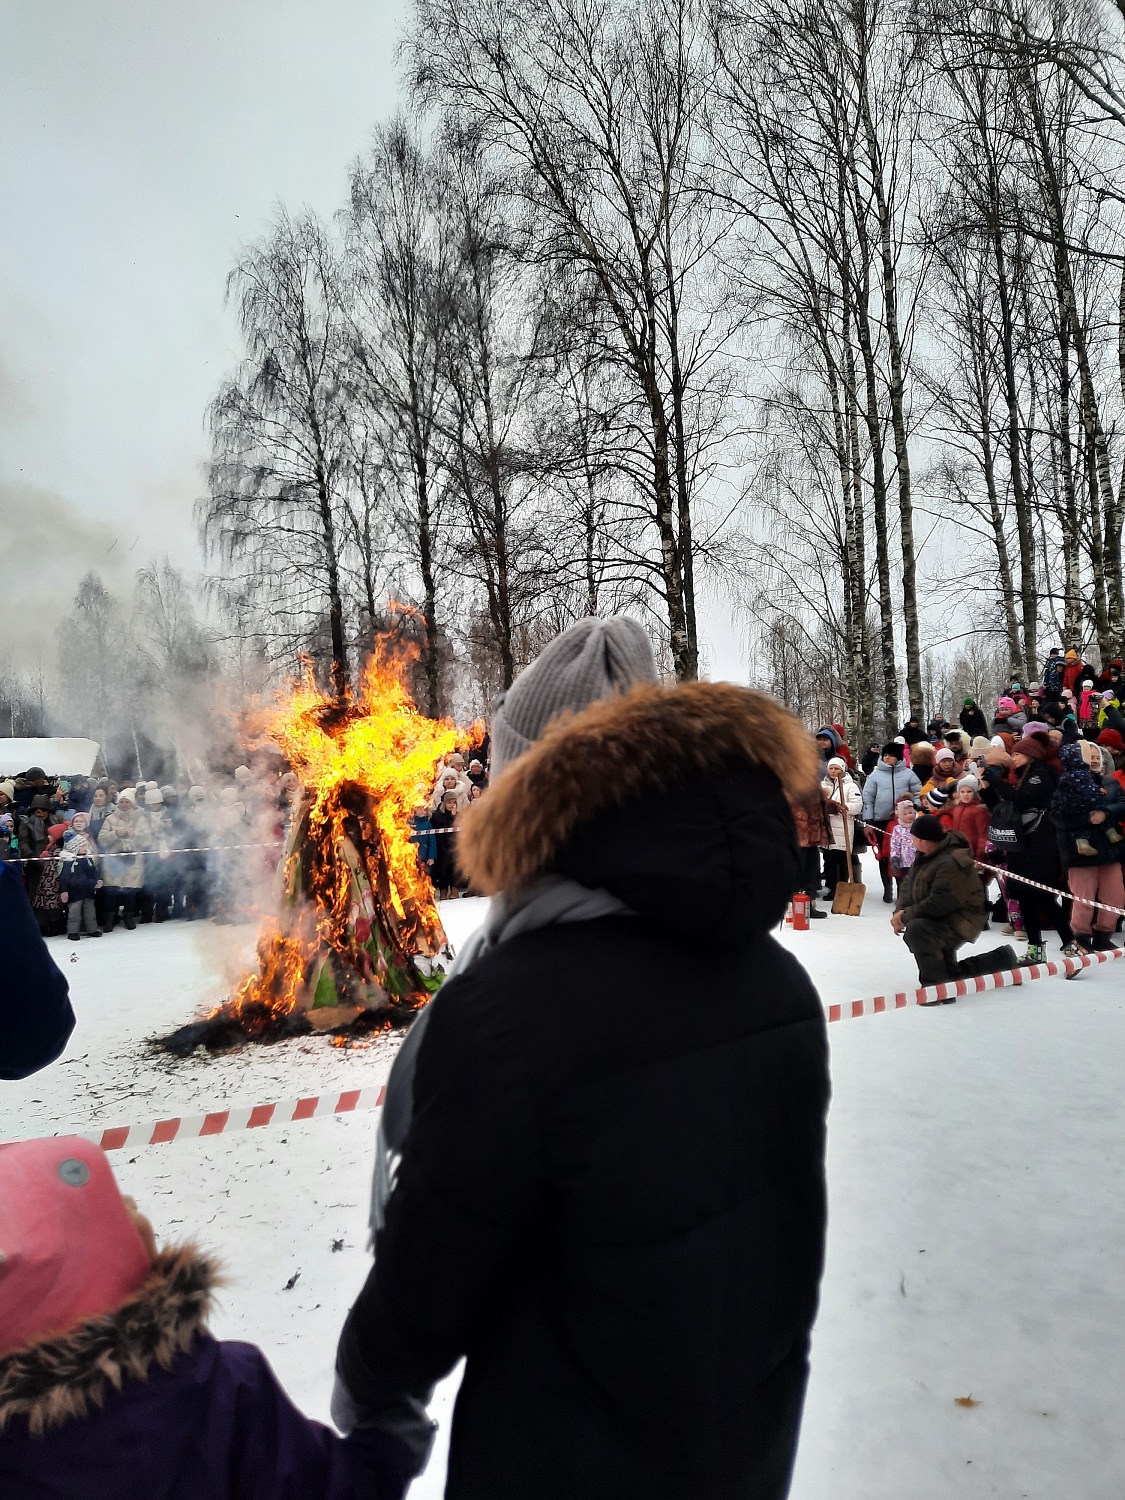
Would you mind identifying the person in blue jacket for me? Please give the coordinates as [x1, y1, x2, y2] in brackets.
[0, 862, 75, 1080]
[861, 743, 923, 901]
[409, 806, 437, 882]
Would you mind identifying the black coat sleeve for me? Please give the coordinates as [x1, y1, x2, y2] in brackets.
[336, 972, 540, 1424]
[0, 863, 75, 1079]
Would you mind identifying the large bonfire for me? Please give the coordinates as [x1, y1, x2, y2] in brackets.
[161, 649, 466, 1055]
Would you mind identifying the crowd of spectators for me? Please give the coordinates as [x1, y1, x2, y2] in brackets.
[0, 764, 299, 938]
[1, 737, 494, 937]
[795, 650, 1125, 970]
[409, 749, 490, 898]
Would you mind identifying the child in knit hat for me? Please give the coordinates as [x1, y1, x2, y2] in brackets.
[918, 749, 956, 803]
[0, 1137, 408, 1499]
[948, 777, 990, 860]
[921, 786, 953, 828]
[886, 797, 918, 894]
[58, 812, 102, 939]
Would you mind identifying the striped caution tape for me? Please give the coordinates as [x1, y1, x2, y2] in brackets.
[6, 842, 285, 867]
[53, 1084, 388, 1152]
[8, 830, 468, 866]
[14, 946, 1120, 1153]
[828, 944, 1124, 1022]
[975, 861, 1125, 919]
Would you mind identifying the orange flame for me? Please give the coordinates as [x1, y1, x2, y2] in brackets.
[225, 645, 470, 1035]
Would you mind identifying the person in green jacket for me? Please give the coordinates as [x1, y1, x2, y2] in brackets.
[892, 816, 1015, 994]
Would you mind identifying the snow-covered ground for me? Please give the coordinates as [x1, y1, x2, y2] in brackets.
[3, 859, 1123, 1498]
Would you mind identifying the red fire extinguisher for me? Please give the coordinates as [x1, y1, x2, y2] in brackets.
[791, 892, 811, 931]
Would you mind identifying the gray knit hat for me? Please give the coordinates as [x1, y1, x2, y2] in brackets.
[491, 617, 658, 776]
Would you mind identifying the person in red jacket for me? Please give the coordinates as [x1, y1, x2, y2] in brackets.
[1097, 727, 1125, 797]
[948, 776, 991, 859]
[829, 724, 854, 768]
[949, 775, 997, 920]
[1062, 649, 1091, 695]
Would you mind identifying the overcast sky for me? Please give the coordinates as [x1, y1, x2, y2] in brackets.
[0, 0, 747, 681]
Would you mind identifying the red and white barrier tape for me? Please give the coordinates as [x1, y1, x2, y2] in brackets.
[975, 861, 1125, 918]
[5, 842, 285, 867]
[7, 832, 467, 866]
[827, 943, 1123, 1022]
[13, 946, 1115, 1152]
[60, 1084, 387, 1152]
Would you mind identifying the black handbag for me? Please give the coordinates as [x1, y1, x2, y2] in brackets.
[987, 799, 1044, 852]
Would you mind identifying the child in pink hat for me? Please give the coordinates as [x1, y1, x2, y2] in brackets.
[0, 1137, 412, 1498]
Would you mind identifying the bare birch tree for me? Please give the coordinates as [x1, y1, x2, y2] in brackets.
[345, 119, 453, 714]
[203, 210, 352, 698]
[408, 0, 736, 679]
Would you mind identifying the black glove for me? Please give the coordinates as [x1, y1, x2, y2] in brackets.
[343, 1425, 419, 1500]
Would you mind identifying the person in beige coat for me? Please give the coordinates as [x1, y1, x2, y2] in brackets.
[820, 756, 862, 892]
[97, 789, 151, 930]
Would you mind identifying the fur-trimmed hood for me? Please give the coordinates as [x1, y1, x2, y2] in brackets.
[0, 1246, 216, 1436]
[460, 682, 818, 928]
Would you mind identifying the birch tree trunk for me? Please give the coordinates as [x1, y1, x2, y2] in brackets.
[857, 58, 922, 719]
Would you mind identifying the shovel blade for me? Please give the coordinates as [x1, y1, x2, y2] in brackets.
[831, 881, 867, 916]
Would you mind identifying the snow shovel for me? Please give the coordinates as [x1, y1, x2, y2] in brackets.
[831, 810, 867, 916]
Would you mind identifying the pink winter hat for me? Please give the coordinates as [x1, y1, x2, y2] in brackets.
[997, 696, 1017, 715]
[0, 1137, 151, 1358]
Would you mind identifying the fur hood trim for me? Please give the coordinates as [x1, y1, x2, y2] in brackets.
[460, 681, 820, 894]
[0, 1245, 217, 1436]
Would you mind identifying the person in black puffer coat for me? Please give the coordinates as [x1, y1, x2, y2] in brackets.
[334, 620, 830, 1500]
[1004, 733, 1072, 960]
[1051, 741, 1125, 951]
[958, 698, 990, 740]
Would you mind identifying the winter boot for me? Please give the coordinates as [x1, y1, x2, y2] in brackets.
[1091, 931, 1120, 951]
[122, 914, 137, 931]
[68, 933, 80, 942]
[88, 929, 103, 938]
[808, 902, 828, 919]
[956, 944, 1018, 978]
[1018, 943, 1046, 966]
[1060, 940, 1087, 958]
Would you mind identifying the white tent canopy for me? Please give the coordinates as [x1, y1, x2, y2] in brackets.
[0, 738, 102, 777]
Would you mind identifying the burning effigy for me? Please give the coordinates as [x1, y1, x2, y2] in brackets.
[159, 650, 467, 1056]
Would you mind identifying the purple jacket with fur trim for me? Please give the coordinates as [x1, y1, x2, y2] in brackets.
[0, 1248, 404, 1500]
